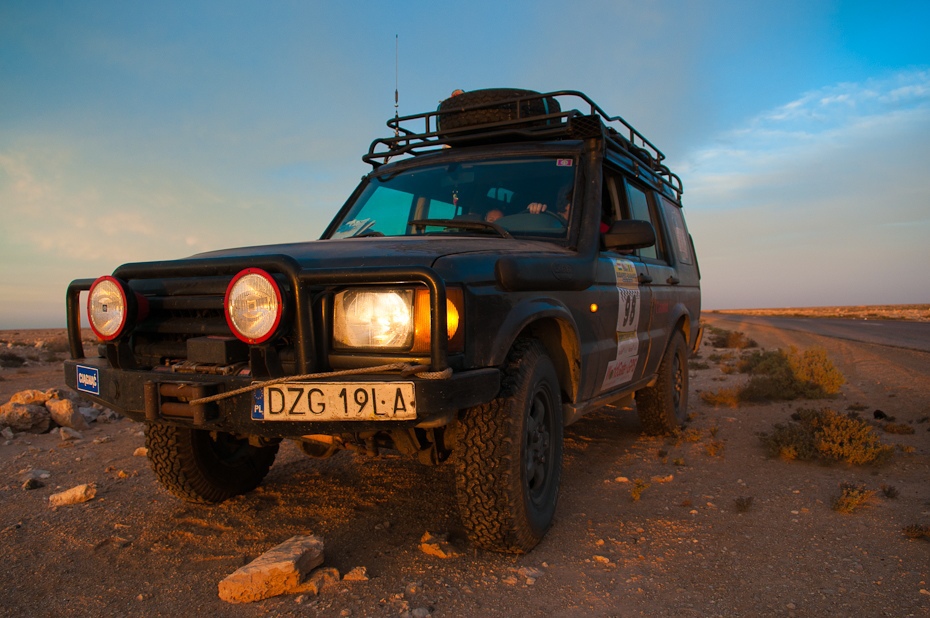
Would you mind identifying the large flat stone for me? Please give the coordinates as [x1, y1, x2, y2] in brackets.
[218, 535, 324, 604]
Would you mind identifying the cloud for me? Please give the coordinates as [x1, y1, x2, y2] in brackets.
[682, 70, 930, 309]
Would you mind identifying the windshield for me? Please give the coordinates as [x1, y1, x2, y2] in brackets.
[329, 157, 577, 240]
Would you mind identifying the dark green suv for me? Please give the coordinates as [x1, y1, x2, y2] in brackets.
[65, 88, 701, 553]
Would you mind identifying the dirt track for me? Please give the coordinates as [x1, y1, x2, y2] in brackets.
[1, 320, 928, 617]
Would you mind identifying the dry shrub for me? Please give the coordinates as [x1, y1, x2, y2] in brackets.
[704, 440, 725, 457]
[700, 388, 740, 408]
[880, 484, 899, 499]
[883, 423, 915, 435]
[630, 479, 650, 501]
[724, 347, 845, 403]
[788, 347, 845, 395]
[902, 524, 930, 540]
[689, 360, 710, 370]
[832, 482, 876, 513]
[758, 408, 893, 465]
[815, 410, 894, 465]
[707, 327, 757, 349]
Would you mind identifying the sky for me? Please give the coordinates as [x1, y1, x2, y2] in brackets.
[1, 0, 929, 328]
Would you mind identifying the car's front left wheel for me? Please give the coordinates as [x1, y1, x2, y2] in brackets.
[454, 338, 563, 553]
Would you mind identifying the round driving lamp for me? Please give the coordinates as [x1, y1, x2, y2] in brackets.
[87, 276, 132, 341]
[224, 268, 284, 344]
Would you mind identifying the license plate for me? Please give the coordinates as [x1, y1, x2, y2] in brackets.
[252, 382, 416, 421]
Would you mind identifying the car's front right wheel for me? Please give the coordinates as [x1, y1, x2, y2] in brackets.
[145, 424, 278, 503]
[454, 338, 563, 553]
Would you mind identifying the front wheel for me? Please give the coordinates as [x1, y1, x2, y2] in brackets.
[454, 338, 563, 553]
[636, 331, 689, 435]
[145, 425, 278, 503]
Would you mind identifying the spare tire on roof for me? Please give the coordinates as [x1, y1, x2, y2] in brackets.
[437, 88, 561, 134]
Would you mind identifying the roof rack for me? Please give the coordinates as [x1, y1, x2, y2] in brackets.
[363, 90, 683, 197]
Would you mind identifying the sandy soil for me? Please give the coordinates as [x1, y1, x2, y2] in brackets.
[1, 319, 928, 617]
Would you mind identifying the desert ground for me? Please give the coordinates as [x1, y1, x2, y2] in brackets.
[0, 312, 928, 617]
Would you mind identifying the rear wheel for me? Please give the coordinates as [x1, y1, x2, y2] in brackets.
[454, 338, 563, 553]
[146, 424, 278, 503]
[636, 331, 689, 435]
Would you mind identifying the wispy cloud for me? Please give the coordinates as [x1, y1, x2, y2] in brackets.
[683, 70, 930, 308]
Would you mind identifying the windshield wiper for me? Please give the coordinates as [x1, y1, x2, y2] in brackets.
[408, 218, 512, 239]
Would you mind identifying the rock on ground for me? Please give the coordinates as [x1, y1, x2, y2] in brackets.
[218, 534, 325, 604]
[45, 398, 89, 430]
[48, 484, 96, 507]
[0, 402, 51, 433]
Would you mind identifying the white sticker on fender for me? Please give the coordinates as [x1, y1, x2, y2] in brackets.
[602, 258, 642, 392]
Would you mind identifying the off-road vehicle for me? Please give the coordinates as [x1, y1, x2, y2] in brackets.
[65, 88, 701, 553]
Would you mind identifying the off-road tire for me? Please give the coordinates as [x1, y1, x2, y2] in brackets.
[454, 338, 563, 553]
[636, 331, 689, 435]
[438, 88, 561, 134]
[145, 424, 278, 503]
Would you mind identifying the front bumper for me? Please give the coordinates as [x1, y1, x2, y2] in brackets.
[65, 357, 500, 438]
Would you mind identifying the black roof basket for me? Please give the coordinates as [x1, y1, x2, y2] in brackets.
[363, 90, 683, 198]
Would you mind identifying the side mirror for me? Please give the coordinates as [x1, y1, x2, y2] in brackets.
[602, 219, 656, 251]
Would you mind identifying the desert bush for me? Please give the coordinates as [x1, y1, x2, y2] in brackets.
[902, 524, 930, 540]
[787, 347, 845, 395]
[700, 388, 740, 408]
[759, 408, 893, 465]
[815, 410, 894, 465]
[689, 360, 710, 370]
[630, 479, 650, 501]
[880, 484, 899, 499]
[707, 347, 845, 405]
[707, 327, 757, 349]
[704, 440, 725, 457]
[832, 482, 876, 513]
[883, 423, 915, 435]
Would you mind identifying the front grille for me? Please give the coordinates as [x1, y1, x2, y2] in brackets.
[128, 275, 233, 367]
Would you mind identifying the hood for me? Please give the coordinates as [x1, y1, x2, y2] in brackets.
[191, 236, 572, 270]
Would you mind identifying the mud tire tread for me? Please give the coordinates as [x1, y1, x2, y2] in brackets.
[454, 338, 563, 553]
[145, 424, 278, 504]
[635, 332, 689, 435]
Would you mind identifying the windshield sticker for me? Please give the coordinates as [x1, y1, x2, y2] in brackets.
[332, 218, 374, 239]
[556, 159, 573, 167]
[602, 258, 641, 391]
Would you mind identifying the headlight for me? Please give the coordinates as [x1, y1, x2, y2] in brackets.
[334, 287, 464, 352]
[334, 289, 414, 349]
[225, 269, 283, 344]
[87, 276, 129, 341]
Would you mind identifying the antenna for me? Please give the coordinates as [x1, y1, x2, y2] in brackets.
[394, 35, 399, 137]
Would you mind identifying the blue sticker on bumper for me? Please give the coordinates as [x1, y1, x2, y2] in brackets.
[252, 389, 264, 420]
[76, 365, 100, 395]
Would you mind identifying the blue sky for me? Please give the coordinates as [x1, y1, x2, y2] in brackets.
[1, 1, 929, 328]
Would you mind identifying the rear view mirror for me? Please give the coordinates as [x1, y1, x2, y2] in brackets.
[602, 219, 656, 251]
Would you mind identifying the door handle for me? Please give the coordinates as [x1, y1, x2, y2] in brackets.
[667, 276, 680, 285]
[638, 273, 653, 284]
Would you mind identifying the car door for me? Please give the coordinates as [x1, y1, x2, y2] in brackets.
[589, 170, 654, 396]
[623, 179, 681, 376]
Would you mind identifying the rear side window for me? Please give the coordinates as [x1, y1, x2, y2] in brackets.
[625, 183, 663, 261]
[659, 196, 692, 265]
